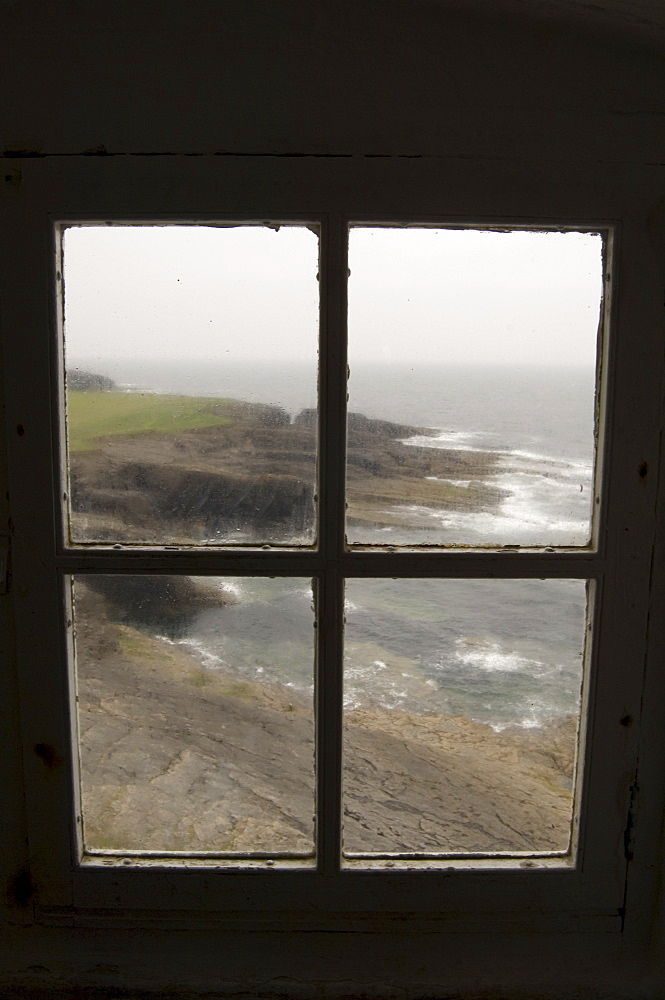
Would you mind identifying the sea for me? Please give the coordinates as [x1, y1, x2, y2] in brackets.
[72, 357, 597, 731]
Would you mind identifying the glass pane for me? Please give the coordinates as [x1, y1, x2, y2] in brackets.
[343, 578, 587, 856]
[347, 228, 602, 546]
[73, 575, 315, 855]
[63, 225, 319, 545]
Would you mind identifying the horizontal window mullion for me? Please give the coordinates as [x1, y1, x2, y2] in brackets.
[55, 550, 326, 575]
[54, 549, 603, 578]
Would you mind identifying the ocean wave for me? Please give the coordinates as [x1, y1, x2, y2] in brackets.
[403, 431, 593, 476]
[491, 716, 543, 733]
[425, 476, 473, 487]
[390, 502, 588, 542]
[190, 576, 244, 601]
[386, 438, 593, 542]
[154, 633, 226, 672]
[507, 448, 592, 470]
[176, 638, 225, 670]
[454, 639, 543, 674]
[498, 470, 587, 493]
[402, 431, 491, 453]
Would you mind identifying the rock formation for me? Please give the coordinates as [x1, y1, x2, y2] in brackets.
[68, 369, 118, 391]
[68, 395, 503, 543]
[68, 389, 575, 860]
[75, 582, 576, 857]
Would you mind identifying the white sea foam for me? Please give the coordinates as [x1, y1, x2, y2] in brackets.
[156, 634, 226, 671]
[178, 638, 224, 669]
[425, 476, 473, 487]
[389, 447, 591, 542]
[390, 501, 588, 543]
[492, 717, 542, 733]
[512, 449, 586, 467]
[398, 424, 594, 544]
[188, 576, 244, 602]
[454, 639, 543, 674]
[402, 431, 490, 453]
[343, 658, 429, 712]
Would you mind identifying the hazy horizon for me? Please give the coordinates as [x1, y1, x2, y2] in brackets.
[63, 224, 603, 370]
[67, 355, 598, 371]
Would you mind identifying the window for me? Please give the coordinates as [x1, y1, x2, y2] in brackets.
[60, 221, 602, 867]
[2, 157, 654, 932]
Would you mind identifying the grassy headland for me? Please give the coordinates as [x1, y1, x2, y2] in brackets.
[67, 390, 232, 452]
[66, 387, 503, 543]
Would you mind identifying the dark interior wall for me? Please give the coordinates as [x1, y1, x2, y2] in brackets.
[2, 0, 664, 161]
[1, 2, 665, 997]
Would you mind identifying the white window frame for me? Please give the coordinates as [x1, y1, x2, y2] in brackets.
[1, 154, 660, 936]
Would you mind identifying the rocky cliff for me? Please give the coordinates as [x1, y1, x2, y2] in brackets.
[68, 395, 503, 543]
[75, 583, 576, 857]
[69, 392, 574, 859]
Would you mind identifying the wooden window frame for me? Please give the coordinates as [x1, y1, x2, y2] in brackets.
[1, 155, 659, 935]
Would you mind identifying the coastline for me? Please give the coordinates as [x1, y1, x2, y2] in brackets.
[67, 386, 580, 856]
[76, 583, 576, 856]
[67, 391, 505, 543]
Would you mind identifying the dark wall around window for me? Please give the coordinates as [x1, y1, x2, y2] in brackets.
[1, 2, 665, 997]
[1, 0, 663, 163]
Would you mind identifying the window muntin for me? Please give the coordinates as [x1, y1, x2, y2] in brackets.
[346, 228, 603, 547]
[55, 220, 607, 870]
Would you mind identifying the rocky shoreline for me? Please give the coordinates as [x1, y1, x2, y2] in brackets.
[75, 582, 576, 857]
[68, 387, 576, 858]
[68, 392, 504, 543]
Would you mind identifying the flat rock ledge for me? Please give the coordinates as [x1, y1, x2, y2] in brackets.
[75, 587, 576, 857]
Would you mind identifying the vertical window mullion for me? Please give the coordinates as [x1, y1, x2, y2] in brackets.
[316, 215, 348, 874]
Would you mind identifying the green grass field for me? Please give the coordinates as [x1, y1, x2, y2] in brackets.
[67, 391, 232, 452]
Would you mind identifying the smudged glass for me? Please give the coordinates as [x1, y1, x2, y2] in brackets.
[73, 574, 315, 855]
[62, 225, 319, 546]
[346, 228, 602, 547]
[342, 577, 588, 856]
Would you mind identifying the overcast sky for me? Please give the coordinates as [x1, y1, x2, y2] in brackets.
[63, 225, 602, 368]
